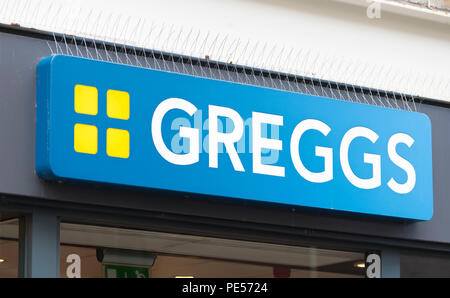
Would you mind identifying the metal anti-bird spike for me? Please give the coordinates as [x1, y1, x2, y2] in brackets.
[1, 0, 432, 110]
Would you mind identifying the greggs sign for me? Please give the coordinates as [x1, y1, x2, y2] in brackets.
[36, 55, 433, 220]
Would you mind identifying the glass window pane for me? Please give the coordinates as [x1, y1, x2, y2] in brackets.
[60, 223, 365, 278]
[0, 218, 19, 278]
[401, 250, 450, 278]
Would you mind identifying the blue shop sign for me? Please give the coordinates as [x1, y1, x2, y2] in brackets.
[36, 55, 433, 220]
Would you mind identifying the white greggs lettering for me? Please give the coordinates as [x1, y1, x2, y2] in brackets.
[151, 98, 416, 195]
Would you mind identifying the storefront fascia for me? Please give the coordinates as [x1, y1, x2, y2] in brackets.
[0, 24, 449, 278]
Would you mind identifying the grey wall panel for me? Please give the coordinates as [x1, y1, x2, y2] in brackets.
[0, 29, 449, 244]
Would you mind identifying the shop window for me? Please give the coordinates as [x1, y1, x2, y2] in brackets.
[401, 250, 450, 278]
[59, 223, 365, 278]
[0, 217, 19, 278]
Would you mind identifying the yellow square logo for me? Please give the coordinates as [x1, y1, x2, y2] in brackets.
[74, 123, 98, 154]
[107, 90, 130, 120]
[73, 86, 130, 158]
[74, 85, 98, 115]
[107, 128, 130, 158]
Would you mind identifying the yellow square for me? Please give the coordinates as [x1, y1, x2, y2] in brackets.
[107, 90, 130, 120]
[74, 124, 98, 154]
[74, 85, 98, 115]
[107, 128, 130, 158]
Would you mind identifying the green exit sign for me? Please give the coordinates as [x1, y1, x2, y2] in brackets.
[104, 264, 149, 278]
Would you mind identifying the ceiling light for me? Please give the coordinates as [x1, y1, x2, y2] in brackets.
[96, 248, 157, 267]
[0, 259, 5, 263]
[355, 262, 365, 268]
[175, 276, 194, 278]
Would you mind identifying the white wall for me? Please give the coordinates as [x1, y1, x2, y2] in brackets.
[0, 0, 449, 102]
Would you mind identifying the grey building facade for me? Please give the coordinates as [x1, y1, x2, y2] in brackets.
[0, 24, 449, 278]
